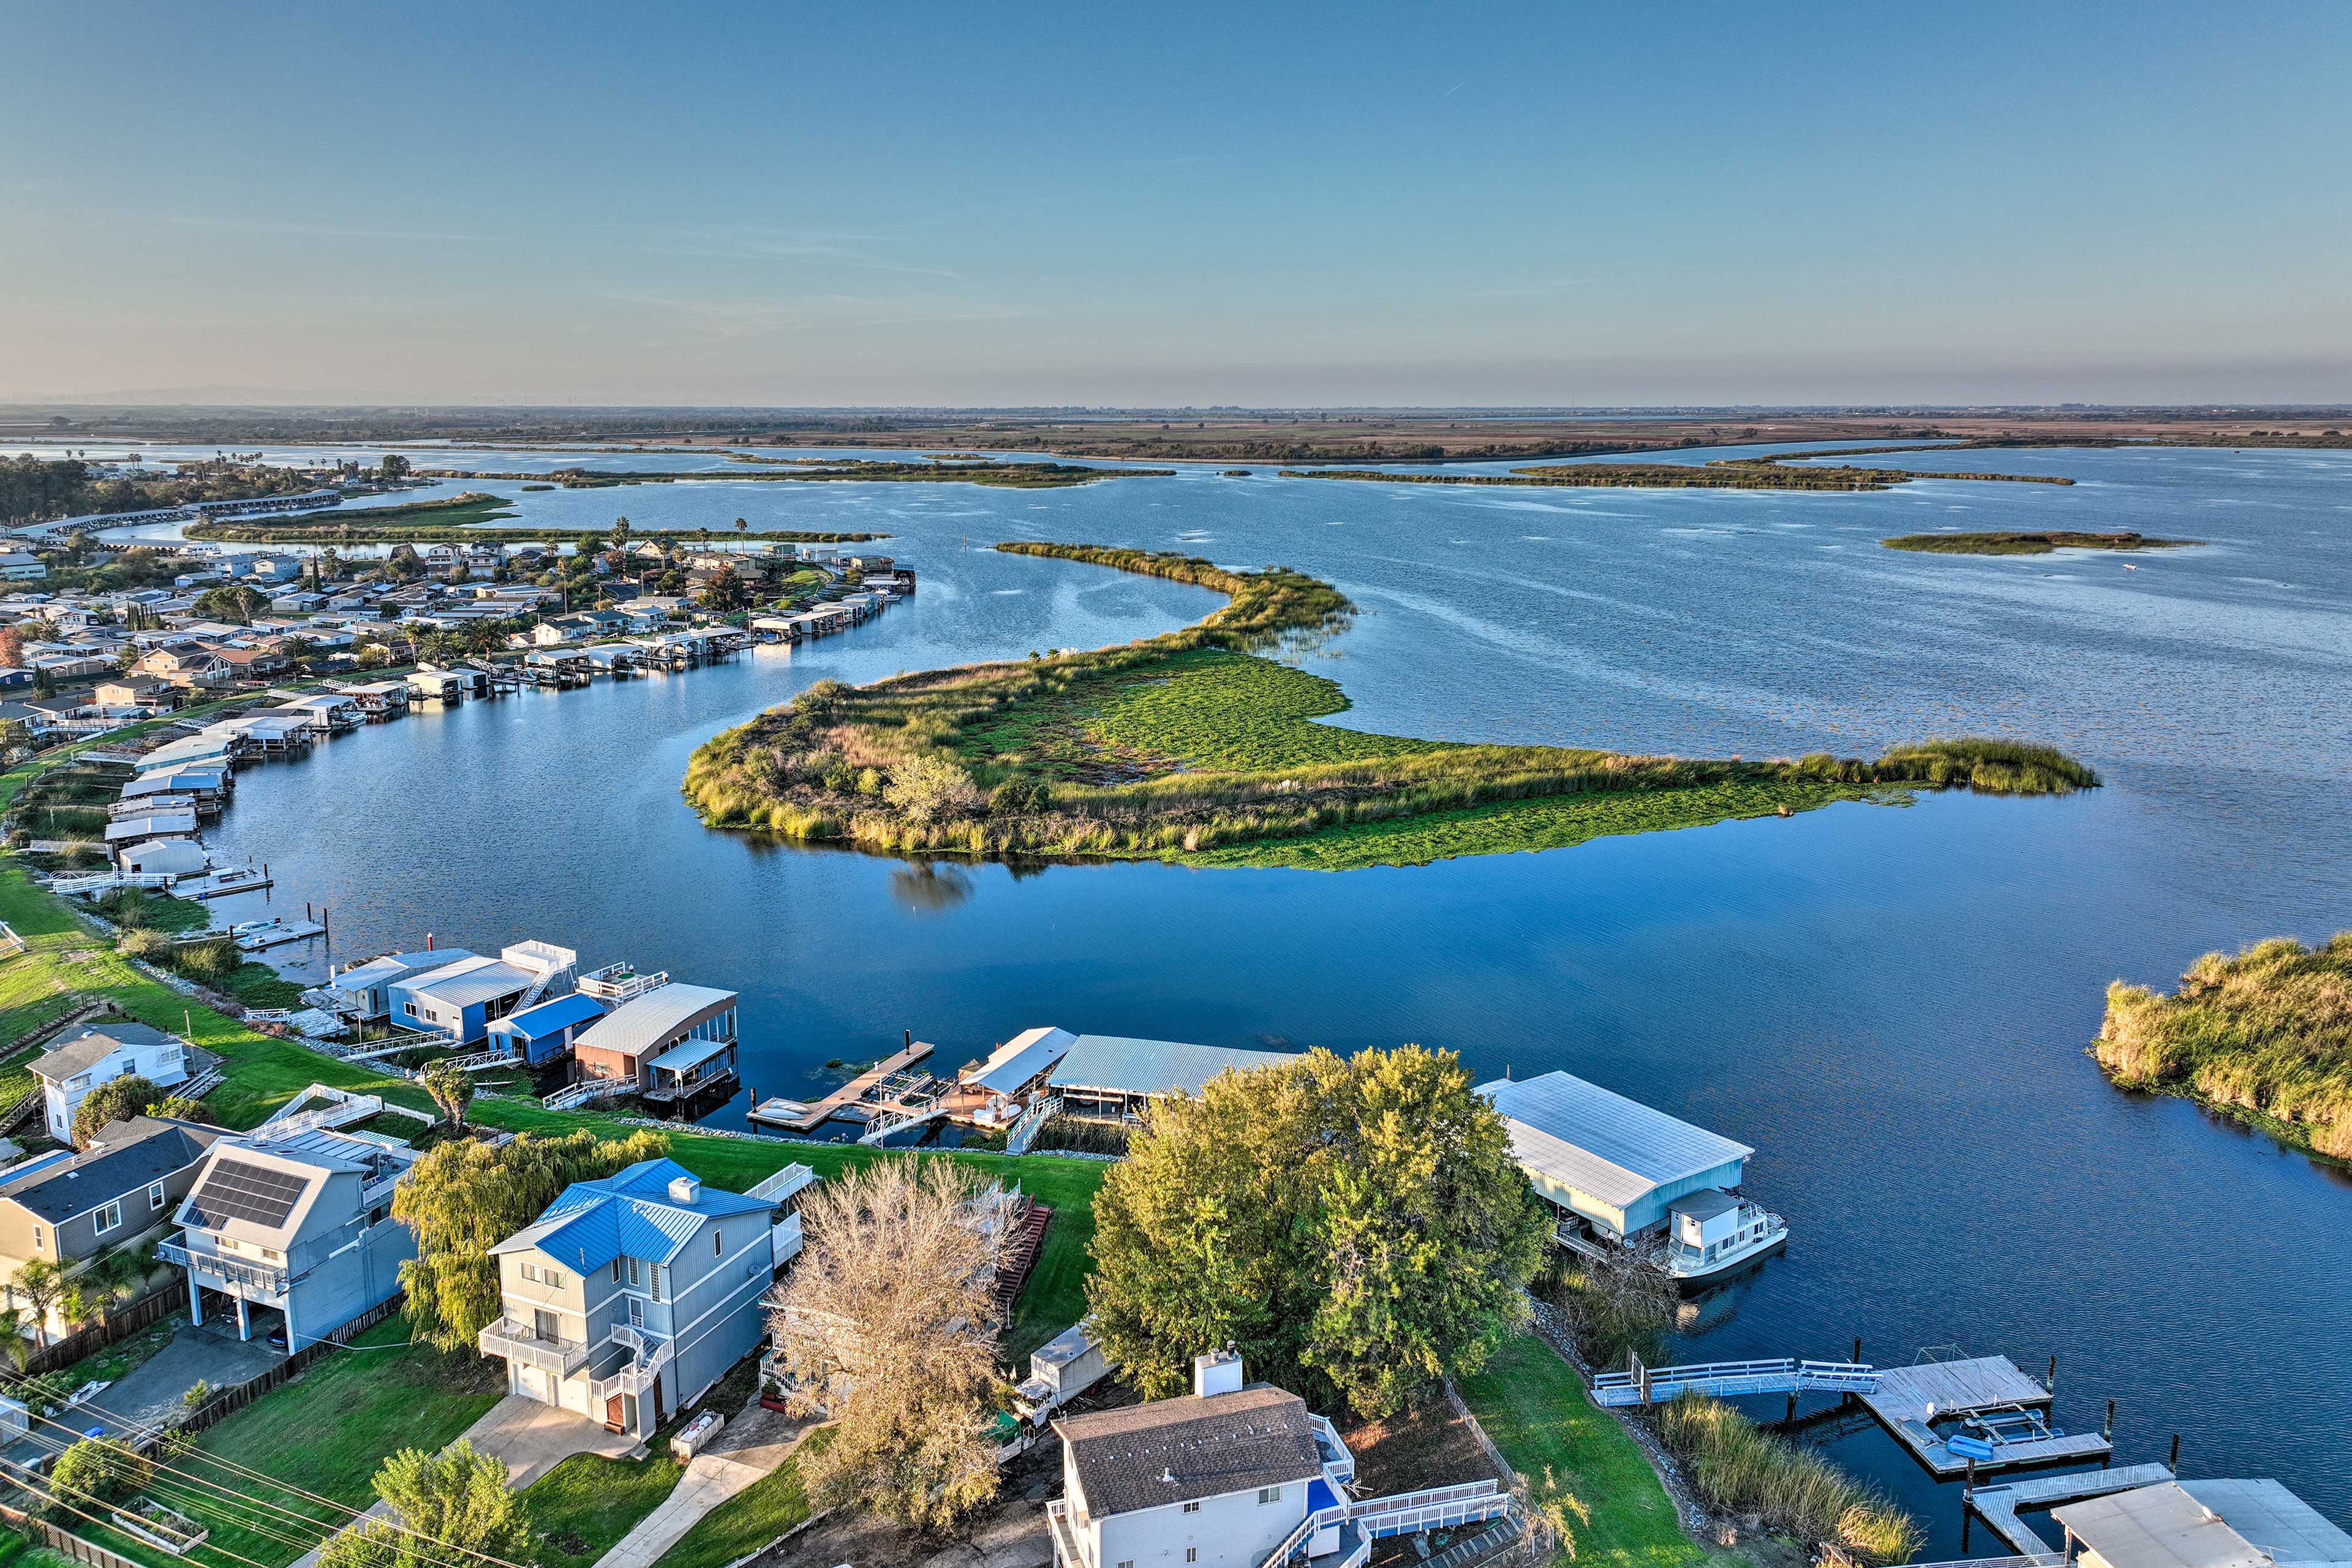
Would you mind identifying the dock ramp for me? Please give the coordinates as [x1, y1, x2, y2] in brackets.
[1591, 1355, 1879, 1408]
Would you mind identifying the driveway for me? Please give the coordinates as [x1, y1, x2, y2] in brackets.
[4, 1318, 283, 1467]
[596, 1400, 809, 1568]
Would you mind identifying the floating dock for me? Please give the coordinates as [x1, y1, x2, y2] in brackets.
[1968, 1465, 2176, 1556]
[1860, 1357, 2111, 1476]
[235, 919, 325, 951]
[750, 1038, 937, 1133]
[185, 868, 273, 899]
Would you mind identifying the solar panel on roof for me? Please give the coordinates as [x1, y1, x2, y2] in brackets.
[190, 1159, 308, 1227]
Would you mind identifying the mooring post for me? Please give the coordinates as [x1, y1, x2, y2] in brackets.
[2048, 1354, 2059, 1396]
[1786, 1391, 1797, 1423]
[2105, 1399, 2116, 1439]
[2170, 1433, 2180, 1473]
[1853, 1336, 1863, 1364]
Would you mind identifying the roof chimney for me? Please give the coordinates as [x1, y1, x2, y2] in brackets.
[668, 1174, 702, 1205]
[1193, 1348, 1243, 1399]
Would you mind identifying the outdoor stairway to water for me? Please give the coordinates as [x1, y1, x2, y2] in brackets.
[992, 1202, 1054, 1314]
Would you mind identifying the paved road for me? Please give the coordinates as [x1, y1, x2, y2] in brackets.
[3, 1319, 282, 1469]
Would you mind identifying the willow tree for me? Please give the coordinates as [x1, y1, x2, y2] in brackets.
[1087, 1045, 1546, 1417]
[394, 1128, 668, 1350]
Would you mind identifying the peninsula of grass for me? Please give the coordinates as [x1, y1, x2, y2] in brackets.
[426, 459, 1169, 489]
[1284, 457, 2075, 492]
[188, 492, 884, 546]
[1882, 530, 2199, 555]
[681, 541, 2099, 870]
[2094, 932, 2352, 1161]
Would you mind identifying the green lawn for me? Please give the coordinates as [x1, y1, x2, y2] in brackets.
[1457, 1336, 1737, 1568]
[472, 1101, 1105, 1360]
[651, 1450, 813, 1568]
[175, 1314, 505, 1566]
[521, 1451, 687, 1568]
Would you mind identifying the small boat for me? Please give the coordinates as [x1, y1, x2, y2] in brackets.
[230, 918, 287, 939]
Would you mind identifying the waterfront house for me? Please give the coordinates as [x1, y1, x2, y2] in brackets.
[2052, 1479, 2352, 1568]
[483, 992, 609, 1068]
[118, 839, 209, 878]
[1043, 1034, 1300, 1122]
[1478, 1070, 1786, 1282]
[569, 976, 740, 1106]
[328, 948, 477, 1022]
[30, 1021, 195, 1144]
[388, 955, 542, 1046]
[1049, 1351, 1375, 1568]
[138, 647, 230, 690]
[0, 1116, 225, 1336]
[478, 1158, 778, 1437]
[94, 675, 178, 714]
[164, 1123, 418, 1349]
[207, 644, 292, 681]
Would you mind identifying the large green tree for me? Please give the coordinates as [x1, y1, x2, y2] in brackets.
[70, 1074, 160, 1144]
[317, 1440, 527, 1568]
[394, 1128, 668, 1350]
[1086, 1045, 1546, 1417]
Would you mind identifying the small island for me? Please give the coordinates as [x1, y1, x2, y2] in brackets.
[2094, 933, 2352, 1161]
[683, 542, 2100, 870]
[1285, 456, 2075, 492]
[1882, 530, 2199, 555]
[186, 492, 884, 545]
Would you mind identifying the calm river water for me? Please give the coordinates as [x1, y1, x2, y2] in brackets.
[139, 442, 2351, 1548]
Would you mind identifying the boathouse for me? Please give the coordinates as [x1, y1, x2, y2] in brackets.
[571, 980, 740, 1107]
[960, 1026, 1079, 1110]
[1044, 1034, 1298, 1120]
[1478, 1071, 1773, 1270]
[484, 992, 609, 1068]
[389, 956, 541, 1046]
[330, 948, 477, 1023]
[2054, 1480, 2352, 1568]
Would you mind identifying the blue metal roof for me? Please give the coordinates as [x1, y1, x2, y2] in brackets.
[491, 1157, 772, 1269]
[489, 992, 606, 1039]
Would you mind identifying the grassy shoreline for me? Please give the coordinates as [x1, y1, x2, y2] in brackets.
[682, 541, 2098, 870]
[2094, 933, 2352, 1161]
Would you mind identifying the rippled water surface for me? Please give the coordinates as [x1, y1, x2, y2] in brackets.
[151, 443, 2352, 1547]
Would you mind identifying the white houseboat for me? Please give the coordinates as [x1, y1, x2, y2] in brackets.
[1479, 1070, 1787, 1283]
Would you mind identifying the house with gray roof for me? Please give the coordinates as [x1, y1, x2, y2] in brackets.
[387, 955, 540, 1046]
[0, 1116, 224, 1334]
[30, 1021, 195, 1143]
[326, 948, 477, 1022]
[160, 1124, 418, 1349]
[478, 1158, 780, 1438]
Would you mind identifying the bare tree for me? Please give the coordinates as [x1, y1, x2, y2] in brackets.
[767, 1156, 1006, 1529]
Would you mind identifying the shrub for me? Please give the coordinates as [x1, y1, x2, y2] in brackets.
[118, 927, 168, 960]
[1655, 1392, 1917, 1562]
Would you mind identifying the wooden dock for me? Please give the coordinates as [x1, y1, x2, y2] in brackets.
[1859, 1357, 2111, 1476]
[1969, 1465, 2175, 1555]
[751, 1038, 937, 1133]
[235, 919, 325, 951]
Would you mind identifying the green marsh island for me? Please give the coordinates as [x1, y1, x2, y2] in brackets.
[2094, 932, 2352, 1161]
[684, 542, 2100, 869]
[1881, 530, 2200, 556]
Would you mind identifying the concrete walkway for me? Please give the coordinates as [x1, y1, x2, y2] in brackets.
[2, 1320, 283, 1470]
[594, 1401, 809, 1568]
[290, 1395, 642, 1568]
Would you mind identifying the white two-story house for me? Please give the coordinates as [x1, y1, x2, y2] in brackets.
[478, 1158, 781, 1439]
[31, 1022, 192, 1143]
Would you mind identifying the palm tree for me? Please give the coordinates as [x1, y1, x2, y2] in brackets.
[12, 1258, 63, 1348]
[0, 1308, 34, 1372]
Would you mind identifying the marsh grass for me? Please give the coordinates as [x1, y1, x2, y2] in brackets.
[2094, 932, 2352, 1159]
[682, 545, 2097, 870]
[1881, 531, 2199, 555]
[1655, 1391, 1919, 1564]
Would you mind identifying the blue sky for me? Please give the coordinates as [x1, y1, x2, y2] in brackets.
[6, 1, 2348, 405]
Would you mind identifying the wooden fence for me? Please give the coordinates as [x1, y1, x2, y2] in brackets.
[1, 1512, 151, 1568]
[6, 1286, 183, 1383]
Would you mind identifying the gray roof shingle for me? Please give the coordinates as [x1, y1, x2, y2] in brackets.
[1055, 1386, 1320, 1517]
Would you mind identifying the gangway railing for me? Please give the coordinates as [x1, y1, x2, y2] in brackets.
[1004, 1094, 1062, 1156]
[1591, 1355, 1879, 1408]
[1351, 1479, 1507, 1539]
[541, 1076, 635, 1112]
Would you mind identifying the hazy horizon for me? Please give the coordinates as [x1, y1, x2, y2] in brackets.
[7, 1, 2348, 406]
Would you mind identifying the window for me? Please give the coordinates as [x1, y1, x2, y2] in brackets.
[404, 1003, 417, 1017]
[612, 1259, 622, 1283]
[627, 1258, 641, 1287]
[67, 1074, 89, 1091]
[628, 1297, 644, 1328]
[94, 1202, 122, 1234]
[521, 1262, 538, 1283]
[652, 1267, 663, 1303]
[1188, 1553, 1199, 1564]
[1117, 1561, 1134, 1568]
[546, 1268, 564, 1289]
[1182, 1501, 1200, 1513]
[148, 1182, 167, 1212]
[713, 1231, 722, 1256]
[31, 1227, 43, 1253]
[1258, 1485, 1282, 1504]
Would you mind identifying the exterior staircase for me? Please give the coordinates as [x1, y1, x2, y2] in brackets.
[991, 1202, 1053, 1315]
[1003, 1094, 1061, 1156]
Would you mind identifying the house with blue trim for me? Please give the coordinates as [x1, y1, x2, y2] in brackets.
[477, 1159, 783, 1438]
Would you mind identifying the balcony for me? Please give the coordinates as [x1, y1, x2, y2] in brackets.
[1046, 1499, 1084, 1568]
[157, 1240, 287, 1296]
[1309, 1411, 1356, 1485]
[584, 1325, 673, 1403]
[478, 1317, 590, 1376]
